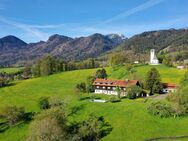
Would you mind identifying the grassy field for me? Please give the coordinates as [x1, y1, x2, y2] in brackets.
[0, 67, 23, 74]
[109, 64, 186, 84]
[0, 65, 187, 141]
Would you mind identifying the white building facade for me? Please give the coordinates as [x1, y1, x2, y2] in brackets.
[93, 78, 139, 96]
[150, 49, 159, 65]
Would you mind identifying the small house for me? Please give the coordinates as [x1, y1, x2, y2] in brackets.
[162, 83, 177, 94]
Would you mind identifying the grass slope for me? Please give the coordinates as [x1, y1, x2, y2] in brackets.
[109, 64, 186, 84]
[0, 65, 187, 141]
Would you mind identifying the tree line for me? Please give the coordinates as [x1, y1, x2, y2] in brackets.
[32, 55, 100, 77]
[0, 55, 101, 88]
[0, 71, 24, 88]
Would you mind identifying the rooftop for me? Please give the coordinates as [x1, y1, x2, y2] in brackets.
[93, 78, 138, 87]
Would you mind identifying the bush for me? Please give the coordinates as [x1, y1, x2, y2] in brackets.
[95, 68, 107, 79]
[0, 73, 10, 87]
[109, 96, 121, 103]
[166, 87, 188, 116]
[78, 114, 112, 141]
[172, 103, 188, 117]
[127, 92, 137, 99]
[0, 106, 25, 126]
[49, 96, 64, 108]
[127, 85, 143, 99]
[76, 82, 86, 93]
[28, 107, 67, 141]
[147, 101, 175, 118]
[166, 93, 179, 103]
[38, 97, 50, 110]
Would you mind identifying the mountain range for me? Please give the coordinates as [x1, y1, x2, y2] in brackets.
[0, 28, 188, 66]
[0, 33, 125, 66]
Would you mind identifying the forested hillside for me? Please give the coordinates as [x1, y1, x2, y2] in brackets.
[101, 28, 188, 64]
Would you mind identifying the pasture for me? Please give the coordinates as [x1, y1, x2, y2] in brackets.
[0, 65, 187, 141]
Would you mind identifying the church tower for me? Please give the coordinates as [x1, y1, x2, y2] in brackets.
[150, 49, 159, 65]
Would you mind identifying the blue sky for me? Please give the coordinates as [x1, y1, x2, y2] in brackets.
[0, 0, 188, 43]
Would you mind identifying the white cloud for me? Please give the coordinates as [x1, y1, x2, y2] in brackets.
[27, 24, 67, 29]
[101, 0, 165, 24]
[0, 16, 49, 40]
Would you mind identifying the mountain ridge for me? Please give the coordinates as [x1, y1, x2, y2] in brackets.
[0, 33, 125, 66]
[1, 28, 188, 67]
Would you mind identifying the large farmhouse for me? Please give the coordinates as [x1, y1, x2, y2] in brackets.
[93, 78, 178, 96]
[93, 78, 139, 95]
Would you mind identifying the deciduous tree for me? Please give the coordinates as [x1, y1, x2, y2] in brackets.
[145, 68, 162, 95]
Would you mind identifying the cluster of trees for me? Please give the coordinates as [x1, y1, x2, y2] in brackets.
[124, 67, 161, 99]
[126, 67, 163, 100]
[108, 51, 148, 66]
[38, 96, 64, 110]
[148, 71, 188, 118]
[0, 67, 33, 88]
[157, 52, 174, 66]
[27, 96, 112, 141]
[32, 55, 100, 77]
[0, 72, 11, 87]
[158, 51, 188, 67]
[127, 85, 143, 99]
[95, 68, 107, 79]
[0, 106, 32, 127]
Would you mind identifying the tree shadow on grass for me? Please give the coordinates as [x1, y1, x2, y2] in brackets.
[69, 104, 85, 116]
[0, 112, 35, 133]
[0, 121, 9, 133]
[145, 135, 188, 141]
[0, 82, 16, 89]
[79, 96, 91, 101]
[99, 116, 113, 138]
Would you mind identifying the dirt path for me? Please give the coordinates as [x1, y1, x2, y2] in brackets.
[147, 94, 168, 100]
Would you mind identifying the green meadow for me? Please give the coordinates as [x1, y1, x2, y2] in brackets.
[109, 64, 186, 84]
[0, 64, 187, 141]
[0, 67, 23, 74]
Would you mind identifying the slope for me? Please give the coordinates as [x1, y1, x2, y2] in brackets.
[0, 65, 187, 141]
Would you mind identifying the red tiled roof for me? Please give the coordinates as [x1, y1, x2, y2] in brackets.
[93, 78, 138, 87]
[162, 83, 177, 89]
